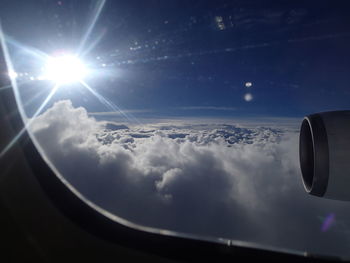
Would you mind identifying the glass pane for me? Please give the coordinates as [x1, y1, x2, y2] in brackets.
[1, 0, 350, 259]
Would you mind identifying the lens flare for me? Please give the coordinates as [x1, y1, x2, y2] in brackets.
[321, 213, 336, 232]
[43, 55, 87, 84]
[244, 93, 253, 102]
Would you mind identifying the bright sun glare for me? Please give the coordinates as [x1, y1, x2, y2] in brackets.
[43, 55, 87, 84]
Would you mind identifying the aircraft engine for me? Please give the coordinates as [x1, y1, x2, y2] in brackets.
[299, 111, 350, 201]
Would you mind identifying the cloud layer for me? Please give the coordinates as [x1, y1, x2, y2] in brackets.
[30, 100, 350, 257]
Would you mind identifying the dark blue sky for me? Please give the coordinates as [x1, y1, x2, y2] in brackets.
[1, 0, 350, 119]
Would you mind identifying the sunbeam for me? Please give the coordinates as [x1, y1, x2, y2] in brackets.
[22, 88, 50, 110]
[79, 80, 139, 123]
[0, 83, 59, 158]
[80, 28, 107, 58]
[0, 79, 33, 92]
[77, 0, 106, 56]
[5, 36, 50, 62]
[0, 22, 61, 158]
[0, 22, 26, 119]
[0, 0, 141, 159]
[31, 84, 60, 120]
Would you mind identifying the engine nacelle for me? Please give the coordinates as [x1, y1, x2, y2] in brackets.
[299, 111, 350, 201]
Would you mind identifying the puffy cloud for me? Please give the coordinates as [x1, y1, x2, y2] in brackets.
[30, 100, 350, 257]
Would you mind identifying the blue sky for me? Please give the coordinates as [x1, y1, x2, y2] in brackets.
[1, 0, 350, 120]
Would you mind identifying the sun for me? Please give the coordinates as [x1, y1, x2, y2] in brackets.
[43, 55, 87, 84]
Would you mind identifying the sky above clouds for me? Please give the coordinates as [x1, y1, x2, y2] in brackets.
[2, 0, 350, 118]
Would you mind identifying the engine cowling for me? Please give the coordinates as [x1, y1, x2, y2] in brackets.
[299, 111, 350, 201]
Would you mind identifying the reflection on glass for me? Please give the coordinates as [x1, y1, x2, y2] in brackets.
[1, 0, 350, 259]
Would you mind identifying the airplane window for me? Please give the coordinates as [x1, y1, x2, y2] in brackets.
[2, 0, 350, 259]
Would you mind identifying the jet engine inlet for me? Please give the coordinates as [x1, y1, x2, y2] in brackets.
[299, 111, 350, 201]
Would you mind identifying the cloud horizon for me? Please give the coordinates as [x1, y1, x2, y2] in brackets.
[29, 99, 350, 258]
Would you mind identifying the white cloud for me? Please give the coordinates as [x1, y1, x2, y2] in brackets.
[30, 100, 350, 257]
